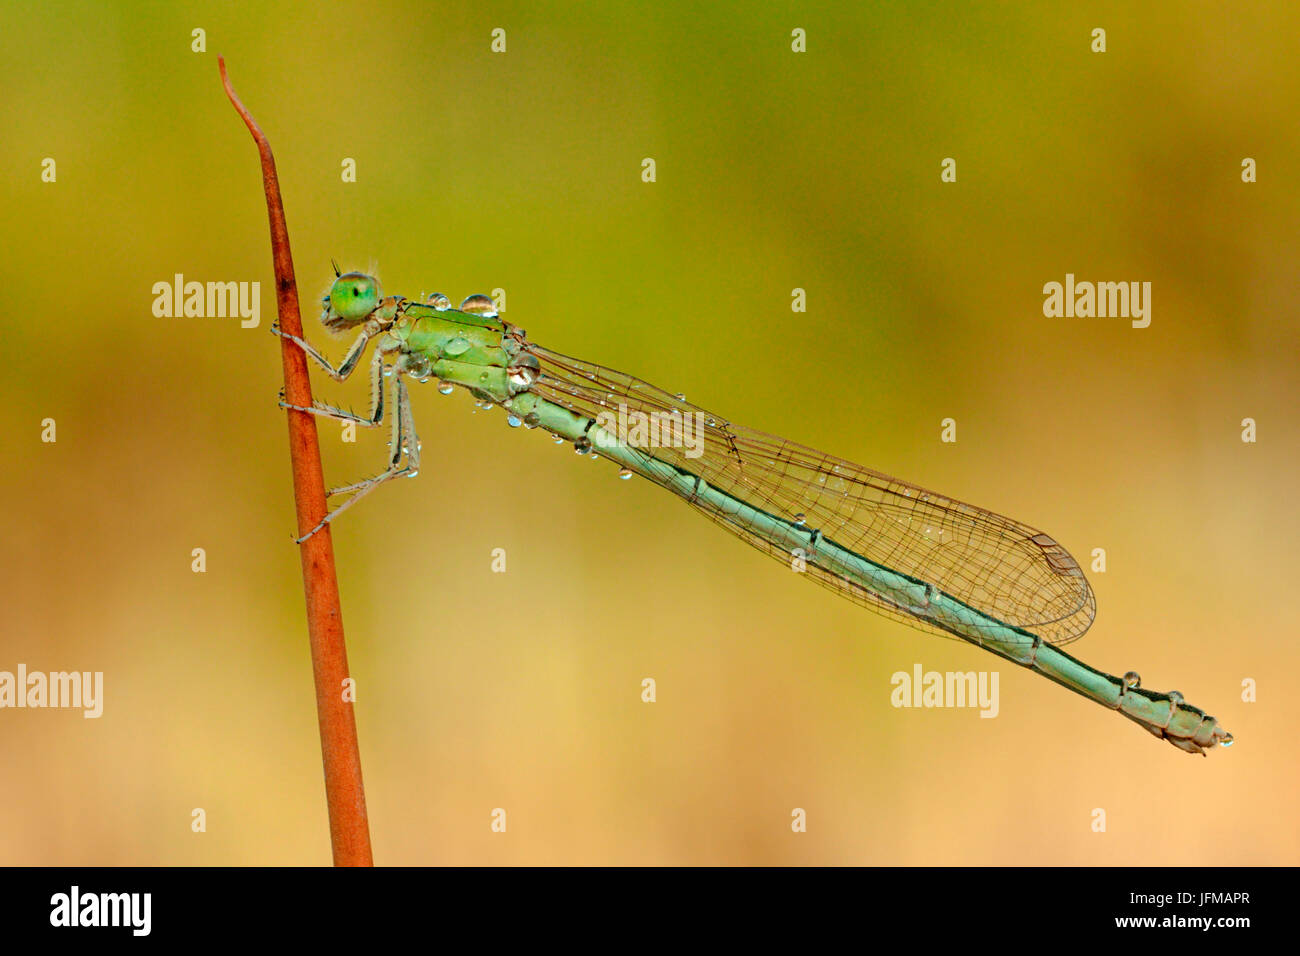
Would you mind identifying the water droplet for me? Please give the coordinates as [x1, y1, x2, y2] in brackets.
[618, 467, 633, 480]
[427, 293, 451, 310]
[383, 368, 393, 378]
[574, 439, 592, 455]
[438, 382, 455, 395]
[460, 293, 497, 316]
[507, 353, 541, 388]
[1220, 733, 1234, 747]
[506, 413, 522, 428]
[524, 412, 541, 429]
[793, 513, 806, 526]
[1122, 671, 1141, 690]
[552, 435, 564, 444]
[444, 337, 471, 356]
[675, 393, 685, 401]
[1167, 690, 1184, 706]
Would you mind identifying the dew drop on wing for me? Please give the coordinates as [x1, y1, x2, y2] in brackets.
[438, 382, 454, 395]
[506, 414, 522, 428]
[618, 467, 633, 480]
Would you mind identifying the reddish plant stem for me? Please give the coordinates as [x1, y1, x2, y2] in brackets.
[220, 57, 373, 867]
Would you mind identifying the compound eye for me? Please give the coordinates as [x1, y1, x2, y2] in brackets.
[328, 272, 381, 324]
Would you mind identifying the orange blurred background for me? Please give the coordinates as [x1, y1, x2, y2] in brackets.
[0, 1, 1295, 864]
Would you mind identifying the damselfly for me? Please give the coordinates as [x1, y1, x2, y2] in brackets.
[274, 270, 1233, 755]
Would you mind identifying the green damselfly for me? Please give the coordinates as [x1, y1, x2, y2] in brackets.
[274, 270, 1233, 755]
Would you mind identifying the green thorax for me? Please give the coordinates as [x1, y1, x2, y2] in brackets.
[381, 299, 537, 404]
[386, 300, 513, 371]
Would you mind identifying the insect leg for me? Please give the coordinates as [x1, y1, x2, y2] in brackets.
[279, 350, 387, 426]
[296, 374, 417, 543]
[273, 326, 373, 382]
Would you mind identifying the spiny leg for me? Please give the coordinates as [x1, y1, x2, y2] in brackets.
[400, 379, 421, 476]
[296, 374, 420, 543]
[326, 370, 405, 495]
[328, 374, 424, 497]
[272, 323, 374, 382]
[279, 350, 387, 426]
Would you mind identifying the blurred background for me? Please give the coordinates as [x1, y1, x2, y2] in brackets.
[0, 1, 1295, 865]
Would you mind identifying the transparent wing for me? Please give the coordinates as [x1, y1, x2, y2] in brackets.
[526, 343, 1096, 646]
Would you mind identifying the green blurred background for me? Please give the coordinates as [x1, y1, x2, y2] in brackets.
[1, 1, 1296, 864]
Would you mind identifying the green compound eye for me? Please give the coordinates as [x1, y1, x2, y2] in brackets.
[326, 272, 381, 326]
